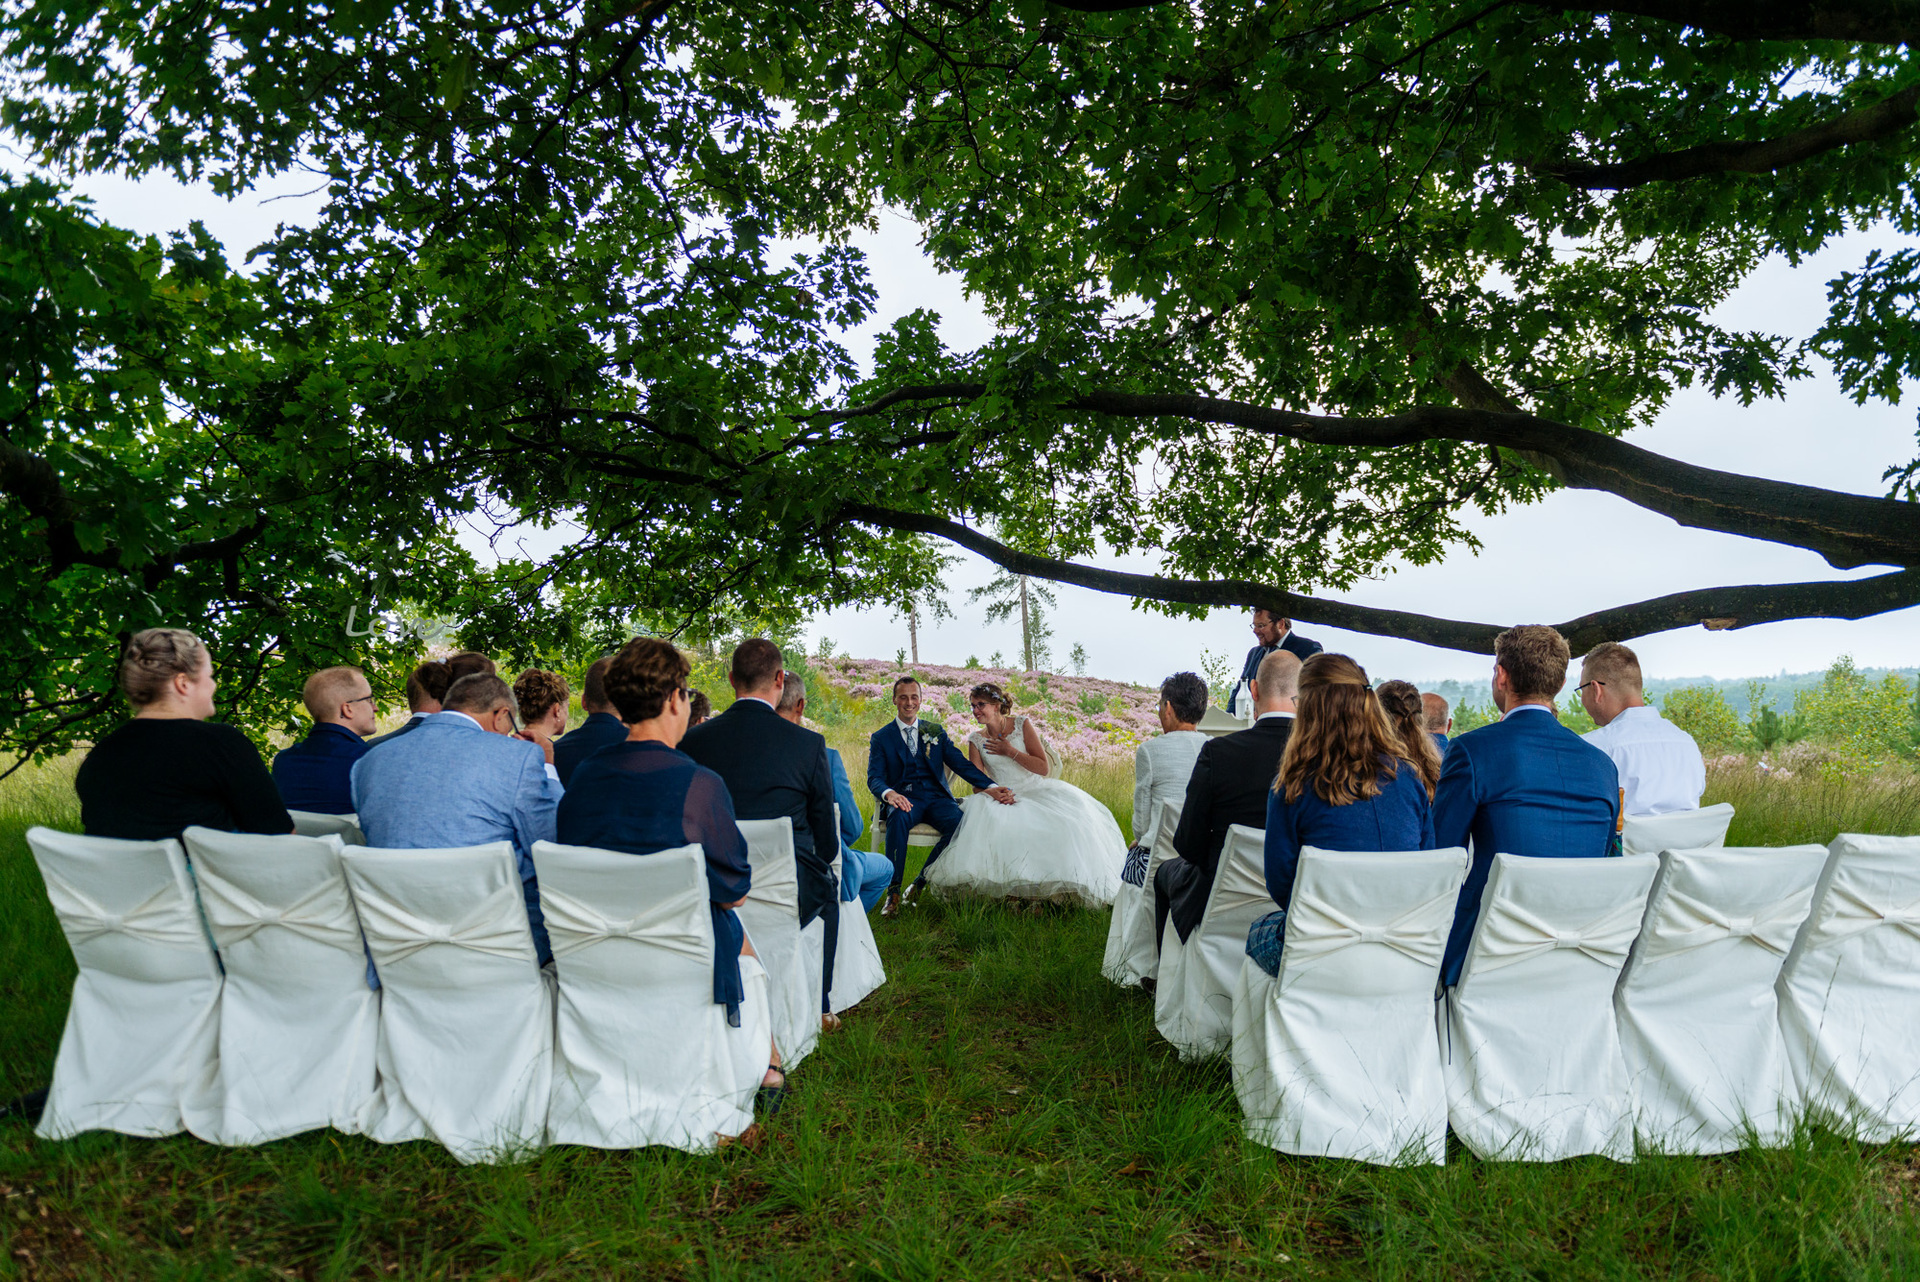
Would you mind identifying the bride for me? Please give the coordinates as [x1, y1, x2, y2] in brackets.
[914, 681, 1125, 907]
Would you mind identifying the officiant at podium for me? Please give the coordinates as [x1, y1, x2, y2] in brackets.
[1226, 609, 1322, 715]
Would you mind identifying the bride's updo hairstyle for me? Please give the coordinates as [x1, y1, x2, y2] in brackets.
[603, 637, 691, 724]
[1375, 679, 1442, 798]
[119, 627, 209, 707]
[969, 681, 1013, 715]
[1275, 653, 1408, 806]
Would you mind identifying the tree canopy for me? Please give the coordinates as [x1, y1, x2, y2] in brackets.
[3, 0, 1918, 765]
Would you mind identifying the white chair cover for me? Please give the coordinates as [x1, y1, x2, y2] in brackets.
[533, 841, 767, 1150]
[1156, 824, 1273, 1059]
[1620, 803, 1734, 857]
[1232, 846, 1469, 1165]
[1444, 852, 1660, 1162]
[735, 817, 819, 1068]
[28, 828, 222, 1140]
[339, 843, 553, 1164]
[1101, 801, 1182, 988]
[180, 827, 380, 1143]
[1777, 833, 1920, 1141]
[289, 810, 366, 845]
[1615, 845, 1826, 1153]
[807, 848, 886, 1013]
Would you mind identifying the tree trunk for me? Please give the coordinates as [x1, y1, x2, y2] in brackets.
[1019, 576, 1032, 671]
[909, 606, 920, 664]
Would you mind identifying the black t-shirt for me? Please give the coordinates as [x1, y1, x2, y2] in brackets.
[75, 718, 294, 840]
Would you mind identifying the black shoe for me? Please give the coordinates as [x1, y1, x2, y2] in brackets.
[902, 879, 926, 906]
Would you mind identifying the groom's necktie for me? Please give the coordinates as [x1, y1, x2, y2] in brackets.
[902, 723, 918, 757]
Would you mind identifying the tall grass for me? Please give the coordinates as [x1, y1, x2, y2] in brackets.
[1706, 761, 1920, 846]
[4, 753, 1919, 1277]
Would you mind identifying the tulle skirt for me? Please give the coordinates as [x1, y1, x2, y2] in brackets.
[925, 776, 1124, 907]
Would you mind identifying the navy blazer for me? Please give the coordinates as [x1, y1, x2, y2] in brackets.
[1434, 705, 1620, 985]
[1228, 630, 1324, 713]
[554, 711, 629, 788]
[680, 698, 839, 926]
[271, 722, 369, 815]
[866, 718, 995, 803]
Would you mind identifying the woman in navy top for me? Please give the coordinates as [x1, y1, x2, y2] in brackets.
[555, 639, 769, 1088]
[1246, 654, 1435, 975]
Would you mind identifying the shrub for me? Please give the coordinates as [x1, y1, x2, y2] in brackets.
[1659, 685, 1746, 754]
[1077, 689, 1108, 716]
[1793, 656, 1917, 775]
[1452, 701, 1498, 734]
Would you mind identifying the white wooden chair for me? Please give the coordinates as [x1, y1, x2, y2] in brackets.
[1155, 824, 1273, 1059]
[27, 828, 222, 1141]
[340, 842, 553, 1164]
[288, 810, 366, 845]
[180, 826, 380, 1144]
[1101, 801, 1183, 988]
[1615, 844, 1825, 1153]
[1443, 852, 1660, 1162]
[1232, 846, 1469, 1164]
[1777, 833, 1920, 1141]
[735, 817, 819, 1068]
[534, 841, 768, 1151]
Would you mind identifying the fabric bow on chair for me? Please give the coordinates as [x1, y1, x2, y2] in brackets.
[353, 883, 534, 965]
[1470, 896, 1645, 974]
[539, 882, 709, 962]
[41, 871, 209, 951]
[1635, 887, 1810, 961]
[193, 871, 365, 952]
[1803, 885, 1920, 949]
[1280, 886, 1457, 975]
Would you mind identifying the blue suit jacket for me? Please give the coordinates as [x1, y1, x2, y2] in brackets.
[1228, 630, 1324, 713]
[350, 712, 561, 961]
[1434, 705, 1620, 984]
[867, 719, 994, 803]
[272, 722, 369, 815]
[553, 711, 629, 788]
[1431, 731, 1450, 758]
[826, 748, 865, 850]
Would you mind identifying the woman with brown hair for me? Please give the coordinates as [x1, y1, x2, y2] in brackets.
[554, 637, 784, 1109]
[909, 680, 1125, 906]
[75, 627, 293, 840]
[1243, 654, 1434, 976]
[1374, 679, 1443, 798]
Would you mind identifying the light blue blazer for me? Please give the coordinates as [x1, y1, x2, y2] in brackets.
[350, 712, 562, 960]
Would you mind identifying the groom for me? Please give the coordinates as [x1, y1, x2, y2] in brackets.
[868, 676, 1015, 917]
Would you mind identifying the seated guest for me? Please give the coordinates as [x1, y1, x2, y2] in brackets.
[352, 673, 561, 964]
[446, 650, 497, 682]
[1245, 656, 1436, 975]
[556, 638, 784, 1094]
[1124, 672, 1209, 885]
[1578, 641, 1706, 816]
[1376, 680, 1443, 797]
[688, 690, 713, 729]
[513, 668, 571, 751]
[1155, 650, 1301, 952]
[77, 628, 293, 840]
[271, 665, 378, 814]
[1422, 692, 1453, 758]
[681, 640, 842, 1031]
[774, 670, 890, 913]
[365, 659, 451, 747]
[1436, 624, 1620, 985]
[554, 656, 626, 787]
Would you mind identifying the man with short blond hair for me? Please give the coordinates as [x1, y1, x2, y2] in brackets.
[1578, 641, 1705, 816]
[1434, 624, 1619, 986]
[272, 665, 377, 814]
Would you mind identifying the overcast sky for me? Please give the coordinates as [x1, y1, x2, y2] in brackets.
[39, 164, 1920, 688]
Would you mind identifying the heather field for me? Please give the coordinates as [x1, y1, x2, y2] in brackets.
[3, 665, 1920, 1279]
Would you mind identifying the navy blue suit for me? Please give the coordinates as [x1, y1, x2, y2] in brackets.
[1431, 731, 1450, 758]
[867, 719, 996, 890]
[1434, 705, 1620, 985]
[272, 722, 369, 815]
[553, 710, 629, 788]
[1227, 630, 1324, 714]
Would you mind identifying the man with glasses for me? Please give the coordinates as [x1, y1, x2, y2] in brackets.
[272, 665, 379, 814]
[1577, 641, 1705, 816]
[1226, 609, 1322, 716]
[352, 672, 560, 963]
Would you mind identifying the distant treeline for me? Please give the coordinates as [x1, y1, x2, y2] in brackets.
[1421, 667, 1920, 720]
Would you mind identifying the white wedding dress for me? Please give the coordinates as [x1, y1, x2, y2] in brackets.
[924, 718, 1125, 907]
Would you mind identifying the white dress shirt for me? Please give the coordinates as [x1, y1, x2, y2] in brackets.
[1583, 704, 1706, 816]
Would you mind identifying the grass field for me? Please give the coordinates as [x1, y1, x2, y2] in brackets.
[3, 756, 1919, 1279]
